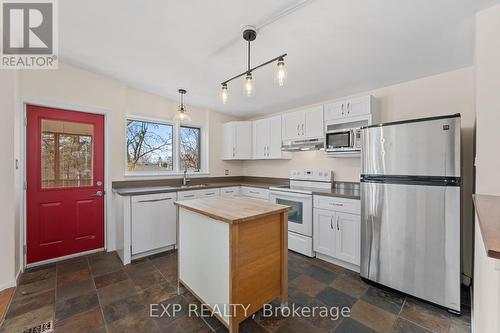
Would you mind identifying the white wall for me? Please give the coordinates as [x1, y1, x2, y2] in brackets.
[242, 67, 475, 279]
[473, 4, 500, 333]
[0, 70, 18, 290]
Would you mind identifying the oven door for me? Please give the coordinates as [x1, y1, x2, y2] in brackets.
[326, 130, 353, 151]
[270, 191, 312, 237]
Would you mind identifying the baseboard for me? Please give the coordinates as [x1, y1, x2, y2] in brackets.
[26, 248, 105, 269]
[0, 279, 16, 293]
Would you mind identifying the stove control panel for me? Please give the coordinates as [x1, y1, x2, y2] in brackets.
[289, 170, 334, 182]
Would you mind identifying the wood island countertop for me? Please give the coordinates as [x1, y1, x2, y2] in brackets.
[174, 196, 290, 224]
[473, 194, 500, 260]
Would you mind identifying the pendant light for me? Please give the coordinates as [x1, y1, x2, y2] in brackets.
[220, 26, 287, 103]
[173, 89, 192, 122]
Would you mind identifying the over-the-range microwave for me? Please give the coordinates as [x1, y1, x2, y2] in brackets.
[325, 127, 361, 155]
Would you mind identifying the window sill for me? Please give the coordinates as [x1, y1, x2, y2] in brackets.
[124, 171, 210, 179]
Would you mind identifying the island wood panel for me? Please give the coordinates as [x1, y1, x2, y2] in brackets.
[230, 213, 283, 325]
[473, 194, 500, 259]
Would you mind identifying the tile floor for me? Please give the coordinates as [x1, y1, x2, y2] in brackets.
[0, 250, 471, 333]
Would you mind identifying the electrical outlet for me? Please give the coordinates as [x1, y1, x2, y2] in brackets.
[224, 169, 229, 176]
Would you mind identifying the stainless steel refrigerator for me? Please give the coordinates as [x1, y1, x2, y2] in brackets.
[360, 114, 461, 313]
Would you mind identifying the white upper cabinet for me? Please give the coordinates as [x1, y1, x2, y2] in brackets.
[253, 115, 289, 159]
[222, 121, 252, 160]
[324, 95, 373, 122]
[282, 105, 324, 141]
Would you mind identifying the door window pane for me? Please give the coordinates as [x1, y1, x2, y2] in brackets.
[277, 198, 303, 225]
[180, 126, 201, 171]
[41, 119, 94, 188]
[126, 120, 173, 171]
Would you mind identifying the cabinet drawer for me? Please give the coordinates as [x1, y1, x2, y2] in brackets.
[177, 188, 221, 200]
[132, 192, 176, 204]
[313, 195, 360, 214]
[241, 186, 269, 200]
[220, 186, 240, 197]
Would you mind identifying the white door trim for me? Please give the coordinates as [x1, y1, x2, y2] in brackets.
[20, 98, 112, 269]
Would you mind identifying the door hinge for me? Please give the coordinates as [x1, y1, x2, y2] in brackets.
[24, 181, 27, 190]
[23, 245, 26, 254]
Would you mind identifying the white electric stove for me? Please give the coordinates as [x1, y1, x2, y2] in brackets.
[269, 170, 334, 257]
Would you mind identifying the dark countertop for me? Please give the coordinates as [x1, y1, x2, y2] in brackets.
[312, 187, 360, 200]
[112, 177, 360, 200]
[112, 180, 282, 196]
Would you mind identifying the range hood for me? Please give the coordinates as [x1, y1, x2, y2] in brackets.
[281, 138, 324, 151]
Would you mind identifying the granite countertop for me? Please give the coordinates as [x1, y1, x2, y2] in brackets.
[175, 196, 290, 224]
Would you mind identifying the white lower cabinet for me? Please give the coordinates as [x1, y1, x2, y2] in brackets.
[240, 186, 270, 201]
[313, 196, 360, 271]
[220, 186, 241, 197]
[177, 188, 221, 200]
[131, 193, 177, 256]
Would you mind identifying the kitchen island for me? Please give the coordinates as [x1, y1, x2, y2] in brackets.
[175, 196, 290, 333]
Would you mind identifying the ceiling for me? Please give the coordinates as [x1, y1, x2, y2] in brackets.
[60, 0, 499, 118]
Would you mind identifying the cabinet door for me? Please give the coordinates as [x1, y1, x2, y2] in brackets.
[324, 101, 345, 121]
[222, 123, 235, 160]
[282, 111, 304, 140]
[345, 96, 371, 118]
[304, 105, 324, 138]
[131, 193, 176, 255]
[268, 115, 283, 159]
[235, 122, 252, 159]
[335, 211, 360, 265]
[252, 118, 269, 159]
[313, 209, 336, 256]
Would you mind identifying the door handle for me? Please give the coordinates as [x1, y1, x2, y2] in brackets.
[95, 191, 103, 197]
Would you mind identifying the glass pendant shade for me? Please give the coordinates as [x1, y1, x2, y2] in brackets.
[275, 58, 287, 87]
[174, 89, 191, 122]
[244, 72, 254, 97]
[221, 84, 228, 104]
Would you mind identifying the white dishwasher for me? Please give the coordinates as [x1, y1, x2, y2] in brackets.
[131, 192, 177, 256]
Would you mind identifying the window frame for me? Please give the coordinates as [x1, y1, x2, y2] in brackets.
[124, 115, 208, 177]
[179, 125, 202, 172]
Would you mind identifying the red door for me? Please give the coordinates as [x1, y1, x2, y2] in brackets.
[27, 105, 105, 264]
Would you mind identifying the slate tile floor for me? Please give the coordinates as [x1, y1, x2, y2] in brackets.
[0, 250, 471, 333]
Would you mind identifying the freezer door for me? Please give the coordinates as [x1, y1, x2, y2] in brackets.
[360, 181, 461, 311]
[361, 117, 460, 177]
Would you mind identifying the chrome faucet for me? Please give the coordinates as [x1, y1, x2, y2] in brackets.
[183, 167, 191, 186]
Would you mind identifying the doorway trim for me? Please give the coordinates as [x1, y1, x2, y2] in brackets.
[20, 98, 111, 270]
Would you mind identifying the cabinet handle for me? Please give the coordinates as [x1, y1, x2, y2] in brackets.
[297, 124, 300, 136]
[330, 216, 334, 229]
[249, 190, 260, 194]
[329, 202, 343, 207]
[301, 123, 304, 136]
[347, 102, 350, 114]
[205, 192, 216, 195]
[137, 197, 172, 203]
[341, 104, 344, 116]
[225, 190, 234, 193]
[183, 194, 195, 198]
[336, 216, 340, 231]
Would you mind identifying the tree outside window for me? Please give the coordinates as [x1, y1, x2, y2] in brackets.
[126, 120, 173, 171]
[180, 126, 201, 171]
